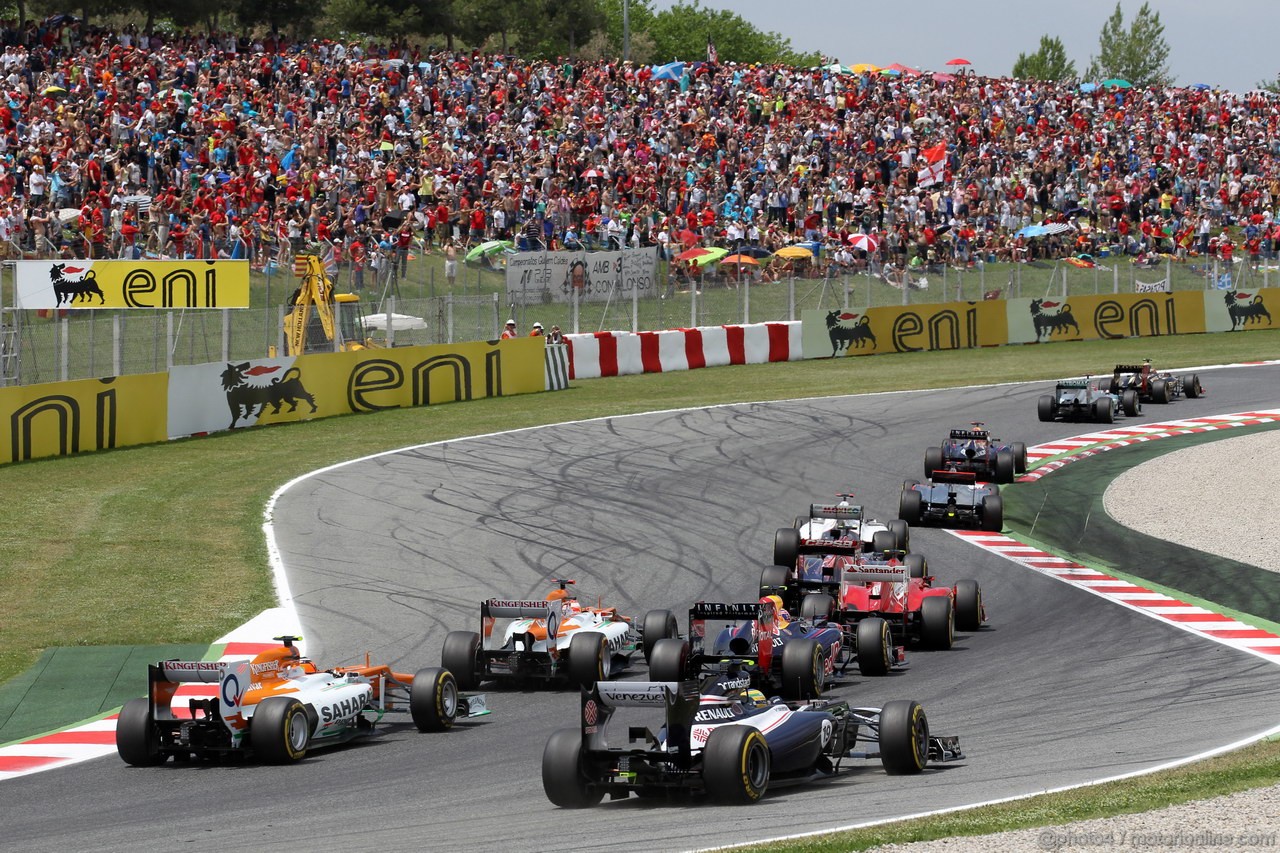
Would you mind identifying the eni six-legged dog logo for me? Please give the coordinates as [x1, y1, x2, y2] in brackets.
[49, 263, 106, 306]
[220, 362, 318, 428]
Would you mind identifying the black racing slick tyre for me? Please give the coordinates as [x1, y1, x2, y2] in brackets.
[1093, 396, 1114, 423]
[410, 667, 458, 732]
[919, 596, 954, 650]
[899, 487, 923, 526]
[1186, 374, 1203, 398]
[441, 630, 483, 690]
[871, 530, 895, 554]
[116, 698, 163, 766]
[994, 450, 1015, 484]
[641, 609, 680, 662]
[856, 617, 891, 676]
[251, 697, 310, 764]
[1038, 395, 1056, 422]
[879, 699, 930, 775]
[703, 725, 771, 805]
[980, 494, 1004, 532]
[1151, 378, 1171, 404]
[1011, 442, 1028, 474]
[773, 527, 801, 567]
[780, 637, 823, 700]
[799, 593, 835, 623]
[904, 553, 928, 579]
[542, 727, 603, 808]
[1121, 388, 1141, 417]
[954, 579, 983, 632]
[648, 638, 690, 682]
[760, 564, 789, 593]
[887, 519, 910, 552]
[924, 446, 944, 479]
[568, 631, 610, 687]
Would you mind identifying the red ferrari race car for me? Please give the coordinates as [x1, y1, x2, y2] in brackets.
[116, 636, 488, 766]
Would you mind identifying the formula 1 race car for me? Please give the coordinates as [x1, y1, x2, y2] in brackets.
[648, 598, 849, 699]
[899, 471, 1003, 531]
[1108, 360, 1204, 403]
[924, 423, 1027, 483]
[1038, 377, 1140, 423]
[777, 496, 910, 556]
[541, 676, 964, 806]
[115, 636, 488, 766]
[441, 579, 679, 690]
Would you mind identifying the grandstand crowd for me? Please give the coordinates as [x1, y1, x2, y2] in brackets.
[3, 15, 1280, 287]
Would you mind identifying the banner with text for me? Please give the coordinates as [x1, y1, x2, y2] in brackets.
[505, 248, 658, 305]
[14, 260, 251, 310]
[1202, 288, 1279, 333]
[801, 301, 1007, 358]
[1005, 292, 1206, 344]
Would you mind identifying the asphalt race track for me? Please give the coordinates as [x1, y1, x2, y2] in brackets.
[7, 363, 1280, 852]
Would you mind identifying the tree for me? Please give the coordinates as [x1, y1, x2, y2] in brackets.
[1012, 35, 1076, 82]
[1258, 74, 1280, 94]
[1085, 2, 1171, 87]
[644, 1, 819, 66]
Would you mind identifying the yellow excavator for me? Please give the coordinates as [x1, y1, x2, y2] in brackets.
[274, 254, 372, 356]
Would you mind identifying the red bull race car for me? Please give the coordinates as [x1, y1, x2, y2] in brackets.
[541, 675, 964, 806]
[115, 636, 488, 766]
[441, 579, 679, 690]
[899, 471, 1003, 531]
[924, 423, 1027, 484]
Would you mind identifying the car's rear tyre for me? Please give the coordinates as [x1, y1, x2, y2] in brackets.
[1121, 388, 1141, 417]
[856, 617, 891, 676]
[641, 609, 680, 662]
[871, 530, 895, 553]
[904, 553, 928, 579]
[1011, 442, 1028, 473]
[994, 450, 1015, 484]
[116, 697, 164, 766]
[779, 637, 823, 700]
[1093, 396, 1114, 423]
[410, 667, 458, 732]
[899, 487, 923, 525]
[1151, 378, 1170, 404]
[919, 596, 953, 650]
[980, 494, 1003, 532]
[773, 527, 800, 567]
[251, 697, 310, 764]
[1186, 374, 1203, 398]
[887, 519, 910, 552]
[800, 593, 834, 623]
[442, 630, 483, 690]
[703, 725, 770, 804]
[760, 564, 789, 594]
[879, 700, 930, 775]
[1038, 395, 1056, 422]
[649, 638, 690, 682]
[954, 579, 983, 631]
[567, 631, 610, 687]
[542, 727, 603, 808]
[924, 446, 944, 479]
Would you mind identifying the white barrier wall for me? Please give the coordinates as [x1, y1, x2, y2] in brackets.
[565, 321, 802, 379]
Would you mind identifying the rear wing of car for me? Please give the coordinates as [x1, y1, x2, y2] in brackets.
[841, 563, 909, 585]
[1112, 363, 1146, 375]
[146, 659, 253, 744]
[946, 429, 988, 441]
[583, 680, 700, 761]
[928, 469, 978, 485]
[798, 536, 862, 553]
[808, 502, 863, 521]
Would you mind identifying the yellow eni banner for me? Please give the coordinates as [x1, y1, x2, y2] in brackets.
[0, 373, 168, 464]
[802, 302, 1007, 358]
[1005, 292, 1206, 344]
[13, 260, 250, 309]
[166, 337, 547, 437]
[1202, 287, 1280, 333]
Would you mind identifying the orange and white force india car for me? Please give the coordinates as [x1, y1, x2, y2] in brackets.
[115, 637, 488, 766]
[442, 580, 680, 689]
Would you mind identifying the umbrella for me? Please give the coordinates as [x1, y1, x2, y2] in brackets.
[677, 228, 701, 247]
[738, 245, 773, 259]
[721, 253, 759, 266]
[1079, 82, 1098, 93]
[848, 234, 879, 252]
[361, 312, 428, 331]
[1016, 224, 1049, 239]
[57, 208, 82, 225]
[378, 141, 394, 151]
[1190, 83, 1212, 90]
[879, 68, 902, 77]
[883, 63, 920, 76]
[651, 61, 685, 82]
[580, 168, 602, 179]
[676, 246, 714, 262]
[464, 240, 513, 262]
[774, 245, 814, 259]
[932, 73, 956, 83]
[945, 58, 972, 67]
[688, 247, 728, 267]
[913, 116, 934, 126]
[1102, 78, 1132, 88]
[850, 63, 880, 74]
[819, 63, 857, 75]
[42, 85, 68, 96]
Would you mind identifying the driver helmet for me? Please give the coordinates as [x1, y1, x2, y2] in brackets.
[761, 594, 791, 627]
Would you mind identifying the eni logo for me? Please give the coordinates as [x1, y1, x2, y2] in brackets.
[8, 382, 118, 462]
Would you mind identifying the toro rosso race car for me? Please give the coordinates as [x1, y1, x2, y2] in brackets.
[1038, 377, 1140, 423]
[541, 675, 964, 806]
[1108, 360, 1204, 403]
[442, 579, 679, 690]
[900, 471, 1003, 531]
[775, 496, 910, 557]
[115, 636, 488, 766]
[647, 597, 848, 699]
[925, 423, 1027, 484]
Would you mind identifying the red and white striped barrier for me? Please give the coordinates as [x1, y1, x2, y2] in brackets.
[565, 321, 802, 380]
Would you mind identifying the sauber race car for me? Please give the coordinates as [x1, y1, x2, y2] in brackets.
[925, 423, 1027, 483]
[775, 496, 910, 558]
[1038, 377, 1140, 423]
[441, 579, 679, 690]
[899, 471, 1002, 531]
[541, 675, 964, 806]
[1108, 360, 1204, 403]
[647, 597, 851, 699]
[115, 636, 488, 766]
